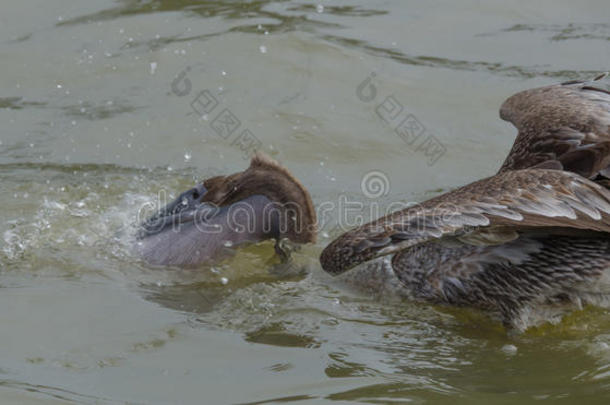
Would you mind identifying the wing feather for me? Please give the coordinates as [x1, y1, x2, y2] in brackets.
[499, 73, 610, 177]
[320, 169, 610, 274]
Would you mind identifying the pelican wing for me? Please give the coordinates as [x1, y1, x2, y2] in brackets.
[320, 169, 610, 274]
[499, 73, 610, 177]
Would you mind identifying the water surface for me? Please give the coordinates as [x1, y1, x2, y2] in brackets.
[2, 0, 610, 403]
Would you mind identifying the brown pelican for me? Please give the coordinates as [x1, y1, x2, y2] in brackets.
[137, 152, 316, 267]
[321, 73, 610, 331]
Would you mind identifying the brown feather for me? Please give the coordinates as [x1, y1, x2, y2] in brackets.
[320, 169, 610, 274]
[499, 76, 610, 179]
[202, 152, 317, 244]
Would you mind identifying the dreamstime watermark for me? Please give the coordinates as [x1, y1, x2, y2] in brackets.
[135, 170, 460, 238]
[356, 72, 447, 166]
[171, 67, 262, 159]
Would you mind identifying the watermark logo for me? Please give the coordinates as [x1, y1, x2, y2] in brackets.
[171, 67, 263, 160]
[171, 67, 192, 97]
[356, 72, 446, 166]
[361, 170, 390, 199]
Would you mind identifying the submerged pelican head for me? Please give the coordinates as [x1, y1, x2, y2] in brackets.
[136, 152, 316, 267]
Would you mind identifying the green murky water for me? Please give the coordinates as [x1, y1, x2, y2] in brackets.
[2, 1, 610, 403]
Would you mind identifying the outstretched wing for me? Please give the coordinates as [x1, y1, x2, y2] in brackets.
[320, 169, 610, 274]
[499, 73, 610, 178]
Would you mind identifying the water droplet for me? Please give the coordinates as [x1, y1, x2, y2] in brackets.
[221, 70, 226, 76]
[220, 277, 229, 285]
[259, 45, 267, 54]
[184, 152, 192, 162]
[501, 344, 518, 356]
[223, 240, 233, 247]
[316, 4, 324, 13]
[150, 62, 157, 75]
